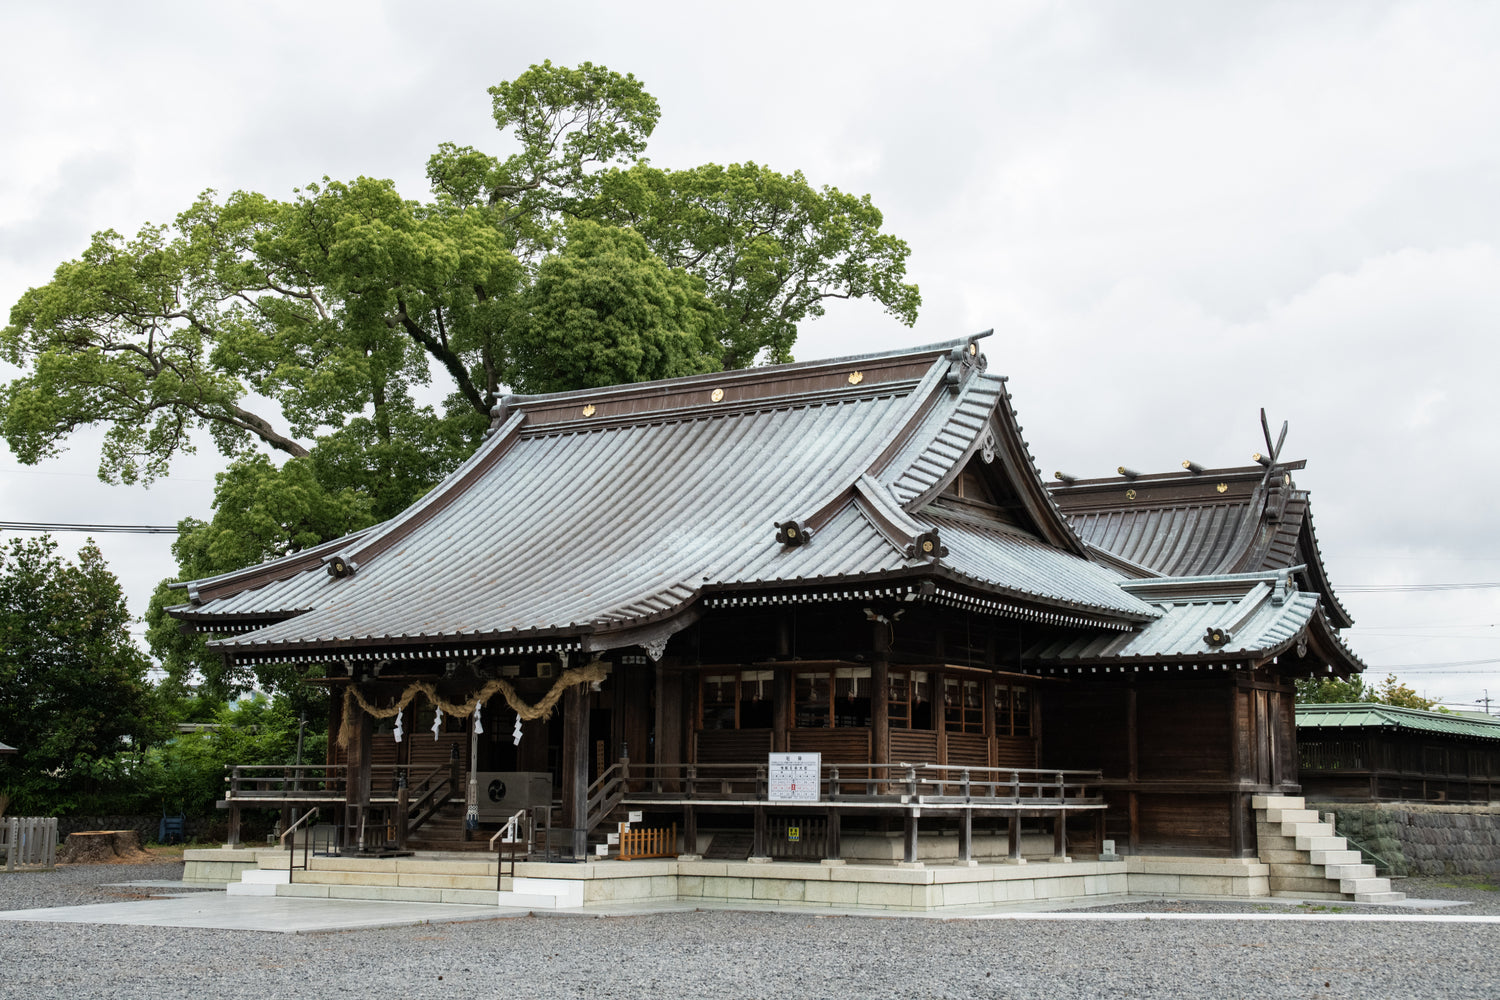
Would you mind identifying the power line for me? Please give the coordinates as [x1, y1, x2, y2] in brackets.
[1339, 582, 1500, 593]
[0, 521, 179, 534]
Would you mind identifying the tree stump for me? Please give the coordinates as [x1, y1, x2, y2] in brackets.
[58, 829, 151, 864]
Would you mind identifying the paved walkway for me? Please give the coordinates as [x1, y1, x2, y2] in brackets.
[0, 881, 1487, 933]
[0, 892, 505, 933]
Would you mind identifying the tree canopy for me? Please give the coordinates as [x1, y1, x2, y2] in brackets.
[2, 60, 920, 698]
[1295, 673, 1439, 711]
[0, 536, 162, 814]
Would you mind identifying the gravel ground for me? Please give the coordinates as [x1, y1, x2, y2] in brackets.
[0, 863, 1497, 999]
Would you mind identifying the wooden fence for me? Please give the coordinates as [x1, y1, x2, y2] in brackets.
[2, 816, 58, 871]
[618, 822, 677, 861]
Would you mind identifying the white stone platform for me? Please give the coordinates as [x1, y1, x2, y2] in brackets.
[187, 849, 1274, 912]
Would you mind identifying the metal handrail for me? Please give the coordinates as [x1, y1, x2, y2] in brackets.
[491, 808, 531, 890]
[281, 806, 320, 882]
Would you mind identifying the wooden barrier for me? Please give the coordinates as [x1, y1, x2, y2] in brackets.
[618, 822, 677, 861]
[2, 816, 58, 871]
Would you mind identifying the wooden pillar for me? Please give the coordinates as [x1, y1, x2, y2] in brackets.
[826, 808, 841, 861]
[226, 766, 241, 848]
[958, 809, 972, 862]
[773, 668, 791, 753]
[343, 704, 372, 851]
[563, 684, 590, 857]
[683, 805, 697, 857]
[1007, 813, 1023, 862]
[872, 621, 890, 770]
[752, 805, 768, 859]
[1053, 811, 1068, 860]
[903, 810, 919, 863]
[1126, 683, 1139, 855]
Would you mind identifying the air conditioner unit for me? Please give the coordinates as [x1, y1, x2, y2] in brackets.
[475, 771, 553, 822]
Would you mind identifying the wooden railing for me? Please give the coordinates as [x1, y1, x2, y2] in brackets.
[619, 822, 677, 860]
[592, 761, 1104, 808]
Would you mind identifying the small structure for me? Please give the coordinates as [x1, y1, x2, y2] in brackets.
[170, 336, 1365, 864]
[1297, 703, 1500, 803]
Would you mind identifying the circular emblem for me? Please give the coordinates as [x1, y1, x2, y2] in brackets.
[711, 388, 725, 402]
[1216, 483, 1228, 494]
[581, 404, 596, 417]
[848, 371, 864, 385]
[921, 539, 934, 553]
[1125, 489, 1137, 501]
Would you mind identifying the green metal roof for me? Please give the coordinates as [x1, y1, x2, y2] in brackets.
[1297, 703, 1500, 741]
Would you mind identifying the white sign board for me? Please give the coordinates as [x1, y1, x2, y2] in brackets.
[628, 810, 643, 823]
[768, 752, 821, 803]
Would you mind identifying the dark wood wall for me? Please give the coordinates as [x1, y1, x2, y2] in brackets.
[1300, 731, 1500, 803]
[1041, 671, 1300, 857]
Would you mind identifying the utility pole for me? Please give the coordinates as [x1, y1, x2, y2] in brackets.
[1476, 691, 1493, 716]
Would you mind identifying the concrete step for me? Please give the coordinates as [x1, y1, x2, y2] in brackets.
[226, 867, 291, 896]
[1295, 834, 1346, 852]
[1354, 890, 1406, 904]
[1323, 864, 1377, 880]
[273, 875, 582, 908]
[1266, 807, 1321, 825]
[1340, 877, 1394, 895]
[1270, 890, 1345, 900]
[1283, 821, 1334, 840]
[1309, 849, 1362, 866]
[1251, 794, 1305, 811]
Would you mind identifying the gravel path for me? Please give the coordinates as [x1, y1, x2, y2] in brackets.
[1, 863, 1496, 999]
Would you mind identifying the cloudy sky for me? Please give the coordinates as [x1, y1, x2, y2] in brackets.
[2, 1, 1497, 708]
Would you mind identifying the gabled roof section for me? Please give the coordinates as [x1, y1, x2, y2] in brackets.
[1025, 569, 1364, 675]
[1298, 704, 1500, 741]
[170, 335, 1154, 663]
[1049, 460, 1354, 629]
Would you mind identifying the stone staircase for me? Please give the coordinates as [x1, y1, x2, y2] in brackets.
[225, 853, 583, 909]
[1253, 794, 1404, 903]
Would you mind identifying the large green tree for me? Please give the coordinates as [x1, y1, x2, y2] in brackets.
[0, 537, 162, 814]
[4, 60, 920, 697]
[1295, 673, 1439, 711]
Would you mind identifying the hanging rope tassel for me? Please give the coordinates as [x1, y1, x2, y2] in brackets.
[432, 707, 443, 740]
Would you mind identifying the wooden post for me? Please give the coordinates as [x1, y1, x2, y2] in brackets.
[903, 810, 919, 863]
[563, 683, 590, 858]
[396, 780, 410, 851]
[752, 805, 768, 859]
[959, 767, 972, 862]
[826, 807, 841, 862]
[1126, 683, 1139, 855]
[227, 766, 242, 848]
[683, 804, 697, 857]
[872, 621, 890, 772]
[1053, 810, 1068, 860]
[1007, 813, 1022, 862]
[343, 706, 372, 851]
